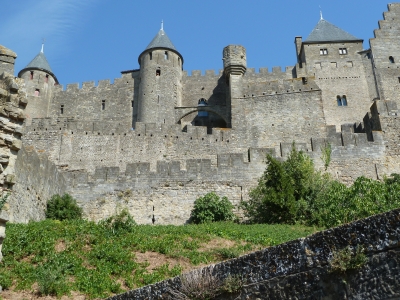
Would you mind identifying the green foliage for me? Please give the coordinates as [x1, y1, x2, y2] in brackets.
[45, 194, 83, 221]
[243, 145, 323, 224]
[330, 246, 368, 273]
[0, 219, 316, 298]
[99, 209, 136, 234]
[190, 192, 235, 224]
[221, 274, 245, 294]
[243, 144, 400, 228]
[0, 193, 9, 212]
[320, 142, 332, 171]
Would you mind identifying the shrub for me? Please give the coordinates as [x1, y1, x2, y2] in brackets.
[99, 209, 136, 233]
[0, 193, 9, 212]
[45, 194, 83, 221]
[242, 145, 328, 224]
[329, 246, 368, 273]
[190, 192, 235, 224]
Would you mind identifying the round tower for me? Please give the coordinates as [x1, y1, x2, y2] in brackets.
[223, 45, 247, 79]
[18, 44, 58, 122]
[0, 45, 17, 75]
[137, 24, 183, 125]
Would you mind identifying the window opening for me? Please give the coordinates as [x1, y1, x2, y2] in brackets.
[164, 51, 168, 60]
[320, 48, 328, 55]
[34, 89, 40, 96]
[339, 48, 348, 55]
[30, 71, 34, 80]
[45, 74, 49, 83]
[341, 95, 347, 106]
[149, 52, 152, 60]
[131, 100, 134, 107]
[60, 105, 64, 114]
[389, 56, 395, 63]
[102, 100, 105, 110]
[156, 69, 161, 76]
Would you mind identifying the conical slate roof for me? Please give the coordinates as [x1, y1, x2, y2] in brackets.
[145, 28, 177, 51]
[24, 51, 53, 73]
[304, 19, 362, 43]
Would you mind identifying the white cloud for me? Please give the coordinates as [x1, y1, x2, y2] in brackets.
[0, 0, 96, 68]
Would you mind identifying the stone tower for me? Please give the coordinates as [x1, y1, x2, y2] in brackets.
[223, 45, 247, 129]
[137, 24, 183, 125]
[0, 45, 17, 75]
[18, 45, 58, 123]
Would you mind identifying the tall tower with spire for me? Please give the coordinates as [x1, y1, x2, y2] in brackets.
[18, 43, 58, 123]
[136, 23, 183, 125]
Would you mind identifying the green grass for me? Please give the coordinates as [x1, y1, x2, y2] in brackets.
[0, 220, 319, 299]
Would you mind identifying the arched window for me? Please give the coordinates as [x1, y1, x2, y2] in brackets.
[156, 69, 161, 76]
[389, 56, 395, 63]
[341, 95, 347, 106]
[337, 96, 342, 106]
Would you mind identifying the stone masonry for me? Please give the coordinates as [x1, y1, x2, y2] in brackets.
[2, 4, 400, 224]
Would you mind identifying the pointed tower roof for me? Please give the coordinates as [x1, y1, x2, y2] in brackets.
[304, 19, 362, 43]
[18, 45, 58, 83]
[138, 23, 183, 65]
[145, 28, 177, 51]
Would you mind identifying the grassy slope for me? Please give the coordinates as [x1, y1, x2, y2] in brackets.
[0, 220, 319, 299]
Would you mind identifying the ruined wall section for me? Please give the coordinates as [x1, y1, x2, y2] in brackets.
[47, 72, 135, 130]
[370, 3, 400, 104]
[5, 145, 67, 223]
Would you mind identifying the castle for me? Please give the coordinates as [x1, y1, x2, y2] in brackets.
[0, 3, 400, 225]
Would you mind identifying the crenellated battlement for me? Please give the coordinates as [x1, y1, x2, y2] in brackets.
[182, 69, 224, 78]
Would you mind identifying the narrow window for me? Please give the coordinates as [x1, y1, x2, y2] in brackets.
[102, 100, 105, 110]
[398, 77, 400, 83]
[320, 48, 328, 55]
[389, 56, 395, 63]
[156, 69, 161, 76]
[34, 89, 40, 96]
[30, 71, 34, 80]
[367, 53, 371, 59]
[337, 96, 342, 106]
[339, 48, 348, 55]
[131, 100, 134, 107]
[149, 52, 152, 60]
[45, 74, 49, 83]
[302, 77, 308, 84]
[60, 105, 64, 114]
[178, 57, 181, 66]
[164, 51, 168, 60]
[341, 95, 348, 106]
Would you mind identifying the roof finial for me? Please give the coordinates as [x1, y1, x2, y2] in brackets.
[161, 20, 164, 31]
[41, 38, 45, 53]
[319, 6, 323, 20]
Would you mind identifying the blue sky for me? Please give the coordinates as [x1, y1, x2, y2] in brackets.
[0, 0, 389, 86]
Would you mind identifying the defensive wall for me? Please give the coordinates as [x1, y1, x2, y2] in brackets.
[108, 208, 400, 299]
[11, 100, 390, 224]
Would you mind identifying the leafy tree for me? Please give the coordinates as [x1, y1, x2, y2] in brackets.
[190, 192, 235, 224]
[45, 193, 83, 221]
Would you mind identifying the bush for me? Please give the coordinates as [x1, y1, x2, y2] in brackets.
[190, 192, 235, 224]
[45, 194, 83, 221]
[242, 144, 400, 228]
[99, 209, 136, 233]
[242, 145, 329, 224]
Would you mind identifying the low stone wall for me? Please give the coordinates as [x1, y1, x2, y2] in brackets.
[108, 208, 400, 299]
